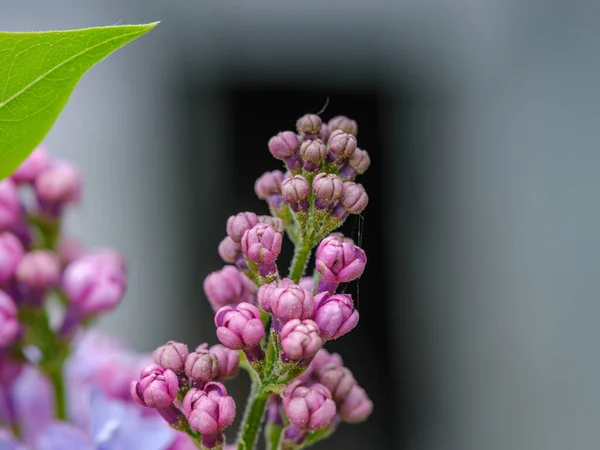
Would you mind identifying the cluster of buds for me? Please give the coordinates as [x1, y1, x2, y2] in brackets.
[0, 146, 127, 358]
[138, 113, 373, 449]
[131, 340, 239, 448]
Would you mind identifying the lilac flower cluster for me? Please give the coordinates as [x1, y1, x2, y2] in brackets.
[0, 148, 184, 449]
[132, 113, 372, 449]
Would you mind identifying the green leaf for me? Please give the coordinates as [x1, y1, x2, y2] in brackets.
[0, 22, 158, 179]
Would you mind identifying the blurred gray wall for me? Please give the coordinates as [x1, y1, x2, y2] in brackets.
[5, 1, 600, 449]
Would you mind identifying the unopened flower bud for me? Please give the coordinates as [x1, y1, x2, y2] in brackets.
[313, 293, 359, 340]
[299, 276, 314, 293]
[34, 160, 82, 210]
[339, 385, 373, 423]
[299, 139, 327, 171]
[0, 291, 19, 348]
[328, 116, 358, 136]
[209, 344, 240, 379]
[218, 236, 242, 265]
[16, 250, 60, 292]
[254, 171, 284, 200]
[226, 212, 259, 243]
[280, 319, 322, 360]
[183, 382, 236, 446]
[318, 124, 331, 143]
[185, 348, 219, 383]
[241, 223, 282, 266]
[259, 281, 314, 323]
[327, 130, 357, 161]
[215, 302, 264, 350]
[130, 364, 179, 408]
[268, 132, 299, 160]
[0, 179, 20, 230]
[153, 341, 189, 373]
[281, 175, 310, 213]
[312, 173, 343, 210]
[11, 146, 52, 184]
[0, 232, 24, 283]
[203, 265, 256, 312]
[282, 380, 336, 431]
[296, 114, 322, 135]
[315, 235, 366, 283]
[258, 215, 284, 233]
[340, 148, 371, 180]
[317, 365, 356, 403]
[62, 251, 127, 315]
[57, 237, 84, 266]
[340, 181, 368, 215]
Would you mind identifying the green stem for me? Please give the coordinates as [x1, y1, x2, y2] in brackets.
[47, 365, 68, 420]
[237, 385, 269, 450]
[288, 240, 312, 284]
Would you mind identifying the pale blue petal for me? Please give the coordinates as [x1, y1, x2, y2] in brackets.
[34, 422, 94, 450]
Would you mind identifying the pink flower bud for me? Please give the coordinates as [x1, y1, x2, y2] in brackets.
[130, 364, 179, 408]
[281, 175, 310, 212]
[347, 148, 370, 174]
[62, 251, 127, 315]
[34, 160, 82, 206]
[312, 173, 343, 210]
[317, 364, 356, 403]
[226, 212, 259, 243]
[327, 116, 358, 136]
[339, 385, 373, 423]
[183, 382, 236, 445]
[215, 302, 264, 350]
[254, 171, 284, 200]
[203, 265, 256, 312]
[309, 349, 344, 375]
[268, 132, 299, 160]
[313, 293, 359, 340]
[341, 181, 368, 214]
[11, 146, 52, 184]
[299, 139, 327, 171]
[318, 124, 330, 142]
[241, 223, 282, 265]
[258, 215, 284, 234]
[315, 235, 366, 283]
[327, 130, 357, 161]
[16, 250, 60, 292]
[259, 281, 314, 323]
[185, 348, 219, 383]
[299, 276, 314, 293]
[280, 319, 322, 360]
[0, 232, 24, 283]
[57, 237, 85, 266]
[209, 344, 240, 380]
[282, 380, 336, 431]
[0, 179, 20, 230]
[0, 291, 19, 348]
[218, 236, 242, 265]
[153, 341, 189, 373]
[296, 114, 322, 135]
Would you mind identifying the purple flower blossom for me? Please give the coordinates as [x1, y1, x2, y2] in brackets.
[203, 265, 256, 312]
[209, 344, 240, 380]
[184, 346, 219, 383]
[268, 132, 299, 160]
[130, 364, 179, 409]
[217, 236, 242, 265]
[62, 251, 127, 316]
[327, 130, 357, 162]
[258, 280, 313, 324]
[226, 212, 259, 244]
[240, 223, 282, 266]
[153, 341, 189, 374]
[11, 146, 52, 184]
[280, 319, 322, 360]
[182, 382, 235, 447]
[327, 116, 358, 136]
[34, 161, 82, 215]
[282, 380, 336, 431]
[312, 292, 359, 340]
[214, 303, 264, 351]
[296, 114, 322, 136]
[281, 175, 310, 213]
[315, 235, 366, 286]
[338, 385, 373, 423]
[16, 250, 61, 293]
[312, 173, 343, 211]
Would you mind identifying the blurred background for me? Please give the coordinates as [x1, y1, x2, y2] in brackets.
[4, 0, 600, 449]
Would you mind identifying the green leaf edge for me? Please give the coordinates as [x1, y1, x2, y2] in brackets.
[0, 21, 160, 179]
